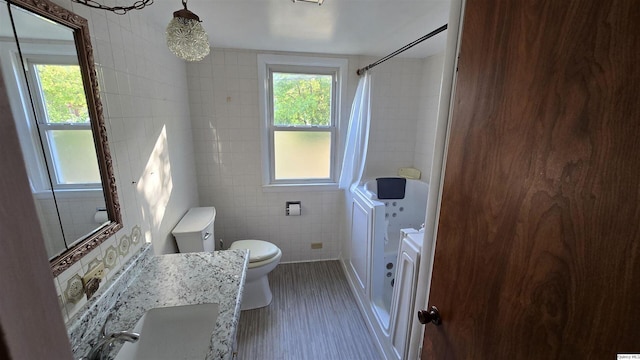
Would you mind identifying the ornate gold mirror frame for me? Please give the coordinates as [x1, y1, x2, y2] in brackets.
[7, 0, 122, 277]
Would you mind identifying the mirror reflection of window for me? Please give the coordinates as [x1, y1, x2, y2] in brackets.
[26, 60, 101, 188]
[2, 0, 123, 273]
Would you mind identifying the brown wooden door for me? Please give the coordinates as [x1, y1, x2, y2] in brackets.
[422, 0, 640, 358]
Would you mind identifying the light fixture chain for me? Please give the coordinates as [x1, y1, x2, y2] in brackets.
[71, 0, 154, 15]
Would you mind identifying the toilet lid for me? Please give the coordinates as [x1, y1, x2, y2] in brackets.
[230, 240, 279, 262]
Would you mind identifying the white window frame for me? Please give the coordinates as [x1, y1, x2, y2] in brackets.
[258, 54, 348, 189]
[23, 55, 99, 190]
[0, 38, 101, 193]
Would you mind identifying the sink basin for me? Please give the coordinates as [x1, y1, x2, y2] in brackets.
[115, 303, 219, 360]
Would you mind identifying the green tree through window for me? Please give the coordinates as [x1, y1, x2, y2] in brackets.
[35, 64, 89, 124]
[273, 72, 332, 126]
[27, 61, 99, 186]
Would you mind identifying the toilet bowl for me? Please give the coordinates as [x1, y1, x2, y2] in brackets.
[229, 239, 282, 310]
[172, 208, 281, 311]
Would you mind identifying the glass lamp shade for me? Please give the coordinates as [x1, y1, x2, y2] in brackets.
[166, 16, 210, 61]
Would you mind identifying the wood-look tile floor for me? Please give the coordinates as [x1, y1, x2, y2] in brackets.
[236, 261, 383, 360]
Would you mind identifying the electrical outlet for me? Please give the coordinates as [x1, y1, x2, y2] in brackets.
[311, 242, 323, 249]
[82, 262, 105, 299]
[82, 262, 105, 285]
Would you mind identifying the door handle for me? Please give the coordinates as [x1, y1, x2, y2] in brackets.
[418, 306, 442, 325]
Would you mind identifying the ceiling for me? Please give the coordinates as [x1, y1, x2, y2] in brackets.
[147, 0, 451, 59]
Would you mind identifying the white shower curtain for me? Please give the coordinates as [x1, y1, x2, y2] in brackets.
[339, 71, 372, 191]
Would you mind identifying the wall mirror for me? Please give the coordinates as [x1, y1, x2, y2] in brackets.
[0, 0, 122, 276]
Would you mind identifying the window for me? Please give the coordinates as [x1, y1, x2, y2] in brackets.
[258, 55, 348, 187]
[25, 58, 101, 189]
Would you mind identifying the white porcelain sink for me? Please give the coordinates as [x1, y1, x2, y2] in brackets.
[115, 303, 219, 360]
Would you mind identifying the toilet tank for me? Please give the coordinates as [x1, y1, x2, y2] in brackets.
[172, 207, 216, 253]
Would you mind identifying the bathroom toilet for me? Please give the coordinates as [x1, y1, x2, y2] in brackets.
[172, 207, 216, 253]
[229, 239, 282, 310]
[172, 207, 281, 311]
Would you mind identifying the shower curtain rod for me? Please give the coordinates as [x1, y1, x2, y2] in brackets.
[356, 24, 448, 76]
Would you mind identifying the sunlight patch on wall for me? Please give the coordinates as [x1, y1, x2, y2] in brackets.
[137, 125, 173, 232]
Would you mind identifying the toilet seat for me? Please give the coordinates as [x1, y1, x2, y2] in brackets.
[230, 240, 281, 268]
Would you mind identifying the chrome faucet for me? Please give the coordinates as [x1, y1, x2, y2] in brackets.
[82, 313, 140, 360]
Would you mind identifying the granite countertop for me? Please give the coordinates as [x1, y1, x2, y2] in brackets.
[109, 250, 249, 360]
[68, 247, 249, 360]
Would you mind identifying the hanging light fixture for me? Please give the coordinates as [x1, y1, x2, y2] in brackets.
[166, 0, 210, 62]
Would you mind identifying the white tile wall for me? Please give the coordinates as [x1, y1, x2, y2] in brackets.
[47, 0, 198, 320]
[414, 53, 445, 180]
[187, 49, 359, 263]
[187, 50, 445, 263]
[360, 56, 427, 179]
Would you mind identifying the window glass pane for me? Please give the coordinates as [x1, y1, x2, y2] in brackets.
[35, 64, 89, 124]
[272, 72, 332, 127]
[47, 130, 101, 184]
[274, 131, 331, 180]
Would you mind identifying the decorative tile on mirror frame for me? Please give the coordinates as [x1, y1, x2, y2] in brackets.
[104, 245, 119, 271]
[55, 260, 82, 290]
[79, 245, 102, 275]
[118, 234, 132, 256]
[131, 225, 142, 245]
[99, 236, 121, 281]
[54, 224, 150, 324]
[63, 273, 88, 319]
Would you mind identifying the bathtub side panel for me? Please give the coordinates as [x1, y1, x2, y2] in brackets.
[350, 196, 373, 295]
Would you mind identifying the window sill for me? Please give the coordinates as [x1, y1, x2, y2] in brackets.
[32, 188, 104, 199]
[262, 183, 340, 192]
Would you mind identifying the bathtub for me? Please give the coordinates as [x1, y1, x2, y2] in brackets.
[351, 178, 428, 331]
[358, 179, 429, 254]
